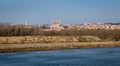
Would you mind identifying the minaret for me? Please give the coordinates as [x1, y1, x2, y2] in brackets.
[25, 19, 28, 27]
[58, 19, 60, 24]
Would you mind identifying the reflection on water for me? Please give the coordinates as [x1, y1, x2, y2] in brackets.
[0, 47, 120, 66]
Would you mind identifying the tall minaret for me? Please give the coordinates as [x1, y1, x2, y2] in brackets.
[25, 19, 28, 26]
[58, 19, 60, 24]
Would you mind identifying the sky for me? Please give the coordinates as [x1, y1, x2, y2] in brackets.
[0, 0, 120, 25]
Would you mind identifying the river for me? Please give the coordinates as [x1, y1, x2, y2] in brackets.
[0, 47, 120, 66]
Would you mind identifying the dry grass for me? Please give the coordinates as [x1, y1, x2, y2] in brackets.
[0, 36, 119, 53]
[0, 36, 101, 44]
[0, 41, 120, 53]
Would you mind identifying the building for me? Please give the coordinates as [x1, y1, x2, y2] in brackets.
[49, 21, 64, 31]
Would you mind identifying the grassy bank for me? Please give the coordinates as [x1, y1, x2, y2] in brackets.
[0, 36, 101, 44]
[0, 41, 120, 53]
[0, 36, 120, 53]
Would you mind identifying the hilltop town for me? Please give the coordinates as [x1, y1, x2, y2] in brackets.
[26, 21, 120, 30]
[45, 22, 120, 30]
[1, 21, 120, 31]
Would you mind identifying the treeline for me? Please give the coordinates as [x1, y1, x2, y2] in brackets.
[41, 29, 120, 41]
[0, 23, 40, 36]
[0, 23, 120, 41]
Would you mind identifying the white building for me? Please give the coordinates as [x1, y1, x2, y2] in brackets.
[49, 21, 64, 31]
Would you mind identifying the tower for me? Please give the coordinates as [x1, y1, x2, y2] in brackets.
[25, 19, 28, 26]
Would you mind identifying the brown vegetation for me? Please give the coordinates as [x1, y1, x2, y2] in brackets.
[0, 23, 120, 41]
[0, 23, 120, 53]
[0, 41, 120, 53]
[0, 36, 101, 44]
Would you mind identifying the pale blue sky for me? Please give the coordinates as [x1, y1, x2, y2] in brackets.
[0, 0, 120, 24]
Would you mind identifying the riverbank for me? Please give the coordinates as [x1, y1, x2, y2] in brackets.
[0, 41, 120, 53]
[0, 36, 101, 44]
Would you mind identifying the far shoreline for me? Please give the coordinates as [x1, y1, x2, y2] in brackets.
[0, 41, 120, 53]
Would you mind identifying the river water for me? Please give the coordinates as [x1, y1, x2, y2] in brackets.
[0, 47, 120, 66]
